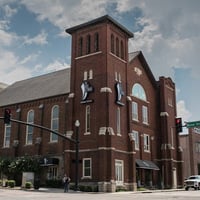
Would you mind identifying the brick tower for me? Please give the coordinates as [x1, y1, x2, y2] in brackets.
[66, 15, 134, 192]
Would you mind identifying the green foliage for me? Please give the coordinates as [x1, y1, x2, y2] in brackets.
[73, 184, 98, 192]
[8, 156, 41, 174]
[5, 180, 8, 187]
[25, 182, 33, 189]
[84, 185, 93, 192]
[93, 186, 98, 192]
[137, 187, 147, 191]
[34, 178, 40, 189]
[116, 186, 127, 192]
[8, 180, 15, 188]
[78, 185, 83, 191]
[45, 179, 62, 188]
[69, 184, 75, 190]
[0, 156, 41, 187]
[0, 157, 12, 178]
[0, 180, 2, 186]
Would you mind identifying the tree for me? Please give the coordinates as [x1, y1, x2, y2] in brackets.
[9, 156, 41, 174]
[0, 156, 41, 181]
[0, 157, 12, 178]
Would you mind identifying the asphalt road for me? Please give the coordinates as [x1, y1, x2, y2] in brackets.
[1, 188, 200, 200]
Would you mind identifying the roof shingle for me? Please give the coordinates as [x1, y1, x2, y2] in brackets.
[0, 68, 70, 106]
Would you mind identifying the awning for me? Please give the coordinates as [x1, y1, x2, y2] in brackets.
[136, 159, 159, 170]
[39, 157, 59, 166]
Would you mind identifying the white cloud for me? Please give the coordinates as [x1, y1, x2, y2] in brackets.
[19, 0, 200, 79]
[130, 18, 161, 53]
[0, 29, 15, 46]
[0, 0, 16, 6]
[177, 100, 192, 122]
[130, 0, 200, 79]
[1, 67, 32, 85]
[0, 3, 18, 46]
[23, 30, 48, 45]
[0, 19, 17, 46]
[3, 4, 17, 18]
[0, 50, 19, 72]
[115, 0, 144, 13]
[0, 50, 33, 84]
[21, 0, 110, 30]
[0, 0, 195, 84]
[20, 53, 40, 65]
[43, 60, 70, 73]
[33, 64, 43, 72]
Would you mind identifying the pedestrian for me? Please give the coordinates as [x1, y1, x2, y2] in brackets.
[63, 174, 70, 192]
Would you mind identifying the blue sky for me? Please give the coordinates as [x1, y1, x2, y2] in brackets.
[0, 0, 200, 131]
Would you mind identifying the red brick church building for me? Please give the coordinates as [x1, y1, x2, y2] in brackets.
[0, 15, 183, 192]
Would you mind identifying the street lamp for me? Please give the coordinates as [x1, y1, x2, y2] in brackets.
[75, 120, 80, 191]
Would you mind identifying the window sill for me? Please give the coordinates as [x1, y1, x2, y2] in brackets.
[81, 176, 92, 180]
[2, 146, 10, 149]
[24, 143, 33, 146]
[49, 141, 58, 144]
[84, 132, 91, 135]
[75, 51, 102, 59]
[132, 119, 139, 122]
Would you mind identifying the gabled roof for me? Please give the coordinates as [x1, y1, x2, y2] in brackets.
[66, 15, 133, 38]
[129, 51, 140, 62]
[0, 68, 70, 107]
[129, 51, 158, 88]
[0, 82, 8, 92]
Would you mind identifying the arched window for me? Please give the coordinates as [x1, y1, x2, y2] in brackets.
[86, 34, 91, 54]
[94, 32, 99, 52]
[116, 37, 119, 57]
[111, 34, 114, 53]
[51, 105, 59, 142]
[120, 40, 124, 59]
[132, 83, 147, 101]
[26, 110, 34, 145]
[78, 37, 83, 56]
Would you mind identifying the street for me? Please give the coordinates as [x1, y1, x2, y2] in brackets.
[0, 188, 200, 200]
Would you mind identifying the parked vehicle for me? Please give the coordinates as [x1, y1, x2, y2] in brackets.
[184, 175, 200, 190]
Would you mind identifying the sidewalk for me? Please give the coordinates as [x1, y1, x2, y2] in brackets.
[37, 187, 75, 193]
[1, 186, 184, 194]
[0, 186, 81, 193]
[25, 187, 185, 194]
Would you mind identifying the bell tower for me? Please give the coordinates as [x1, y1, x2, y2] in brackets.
[66, 15, 133, 192]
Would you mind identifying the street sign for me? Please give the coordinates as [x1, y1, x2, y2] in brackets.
[186, 121, 200, 128]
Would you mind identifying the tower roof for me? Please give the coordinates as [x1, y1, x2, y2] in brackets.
[66, 15, 133, 38]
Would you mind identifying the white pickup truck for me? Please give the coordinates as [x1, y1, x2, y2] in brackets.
[184, 175, 200, 190]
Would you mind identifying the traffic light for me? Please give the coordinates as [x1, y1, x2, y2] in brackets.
[4, 108, 11, 124]
[175, 117, 182, 133]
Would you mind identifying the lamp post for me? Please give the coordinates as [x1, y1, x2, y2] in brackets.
[75, 120, 80, 191]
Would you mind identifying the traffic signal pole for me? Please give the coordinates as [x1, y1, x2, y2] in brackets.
[0, 117, 77, 144]
[4, 108, 11, 124]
